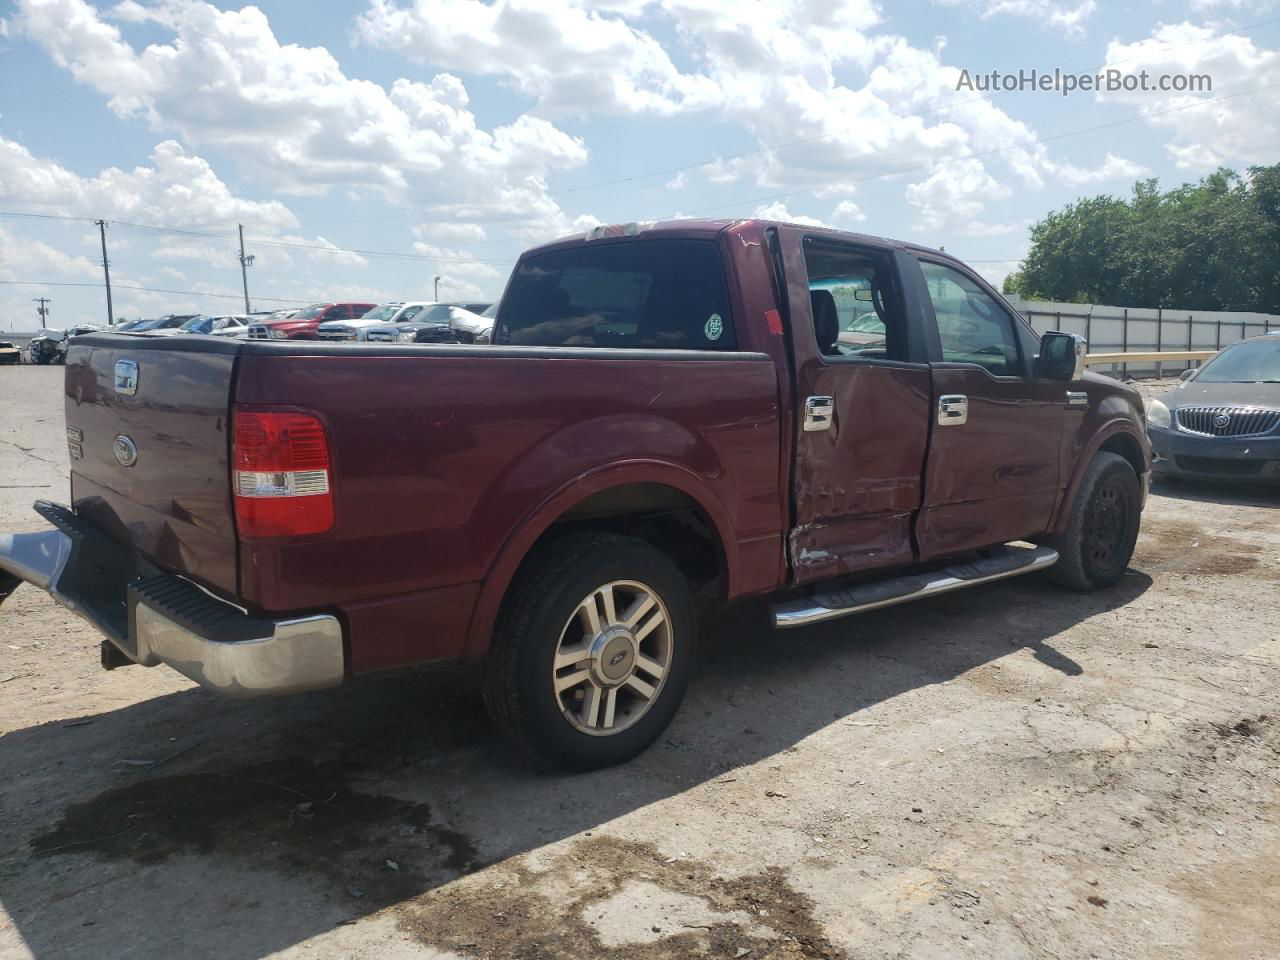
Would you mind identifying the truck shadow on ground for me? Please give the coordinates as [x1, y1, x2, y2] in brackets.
[0, 571, 1150, 960]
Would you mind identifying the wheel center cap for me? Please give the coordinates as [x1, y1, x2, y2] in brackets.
[592, 627, 637, 685]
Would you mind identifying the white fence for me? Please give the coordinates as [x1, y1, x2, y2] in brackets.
[1006, 297, 1280, 378]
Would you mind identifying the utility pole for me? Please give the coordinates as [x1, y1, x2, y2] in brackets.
[434, 275, 441, 301]
[33, 297, 51, 328]
[96, 219, 115, 326]
[238, 224, 255, 313]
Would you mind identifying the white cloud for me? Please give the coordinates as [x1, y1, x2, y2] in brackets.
[1049, 152, 1150, 186]
[415, 222, 489, 244]
[11, 0, 593, 237]
[1097, 23, 1280, 171]
[355, 0, 720, 115]
[411, 241, 503, 279]
[935, 0, 1096, 37]
[831, 199, 867, 224]
[905, 158, 1010, 230]
[0, 136, 296, 229]
[356, 1, 1139, 226]
[752, 202, 829, 227]
[0, 224, 100, 281]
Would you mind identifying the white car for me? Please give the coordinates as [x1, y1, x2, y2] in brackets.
[316, 301, 433, 342]
[449, 302, 498, 344]
[145, 314, 250, 338]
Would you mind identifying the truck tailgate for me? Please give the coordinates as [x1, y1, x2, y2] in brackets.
[63, 335, 239, 596]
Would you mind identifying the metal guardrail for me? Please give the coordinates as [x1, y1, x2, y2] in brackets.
[1084, 350, 1217, 366]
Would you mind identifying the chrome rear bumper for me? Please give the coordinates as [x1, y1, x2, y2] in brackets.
[0, 501, 345, 698]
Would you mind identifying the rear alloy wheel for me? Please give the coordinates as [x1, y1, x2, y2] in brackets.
[1046, 451, 1141, 591]
[552, 580, 673, 736]
[483, 533, 695, 770]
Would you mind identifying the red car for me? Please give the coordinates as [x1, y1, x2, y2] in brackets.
[248, 302, 376, 340]
[0, 219, 1149, 770]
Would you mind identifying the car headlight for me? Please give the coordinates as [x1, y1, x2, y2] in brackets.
[269, 329, 287, 340]
[396, 331, 417, 342]
[1146, 398, 1172, 429]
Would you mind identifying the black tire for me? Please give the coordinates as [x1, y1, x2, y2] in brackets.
[1045, 451, 1141, 591]
[483, 532, 696, 771]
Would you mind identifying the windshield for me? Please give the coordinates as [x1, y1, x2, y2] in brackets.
[482, 302, 498, 318]
[1194, 340, 1280, 383]
[293, 305, 328, 320]
[360, 304, 402, 322]
[180, 316, 212, 333]
[412, 304, 453, 324]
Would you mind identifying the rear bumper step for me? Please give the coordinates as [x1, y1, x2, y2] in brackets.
[771, 544, 1059, 629]
[0, 501, 345, 698]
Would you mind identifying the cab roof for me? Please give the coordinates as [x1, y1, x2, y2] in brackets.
[521, 217, 957, 266]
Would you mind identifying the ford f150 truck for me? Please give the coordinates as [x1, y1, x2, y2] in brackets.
[0, 219, 1149, 770]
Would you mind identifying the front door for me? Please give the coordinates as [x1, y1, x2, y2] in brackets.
[788, 235, 934, 583]
[911, 258, 1065, 559]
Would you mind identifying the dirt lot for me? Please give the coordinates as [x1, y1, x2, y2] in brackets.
[1, 364, 1277, 960]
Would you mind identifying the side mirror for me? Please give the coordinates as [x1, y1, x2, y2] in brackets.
[1179, 367, 1196, 382]
[1036, 331, 1087, 381]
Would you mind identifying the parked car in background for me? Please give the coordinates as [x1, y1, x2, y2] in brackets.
[113, 319, 149, 332]
[1147, 336, 1280, 482]
[128, 315, 200, 334]
[365, 301, 489, 343]
[448, 302, 498, 343]
[0, 340, 20, 365]
[28, 329, 64, 365]
[28, 326, 101, 365]
[0, 218, 1149, 771]
[248, 302, 377, 340]
[167, 315, 251, 338]
[317, 301, 432, 342]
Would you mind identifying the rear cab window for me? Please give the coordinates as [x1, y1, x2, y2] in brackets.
[496, 239, 736, 350]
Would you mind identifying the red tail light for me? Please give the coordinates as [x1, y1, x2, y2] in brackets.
[232, 409, 334, 538]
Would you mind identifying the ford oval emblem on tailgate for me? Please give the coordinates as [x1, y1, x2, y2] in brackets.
[113, 435, 139, 467]
[114, 359, 139, 396]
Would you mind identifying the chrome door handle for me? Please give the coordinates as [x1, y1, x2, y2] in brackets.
[804, 396, 835, 432]
[937, 395, 968, 426]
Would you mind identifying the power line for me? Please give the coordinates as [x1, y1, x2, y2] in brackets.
[0, 212, 518, 266]
[0, 279, 310, 304]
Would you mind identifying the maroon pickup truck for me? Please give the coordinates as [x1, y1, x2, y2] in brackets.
[0, 219, 1149, 769]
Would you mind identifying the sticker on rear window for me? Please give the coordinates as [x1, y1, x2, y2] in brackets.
[704, 314, 723, 341]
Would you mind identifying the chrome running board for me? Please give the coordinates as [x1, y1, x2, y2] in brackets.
[771, 544, 1058, 629]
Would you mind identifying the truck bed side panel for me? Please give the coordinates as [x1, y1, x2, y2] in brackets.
[233, 351, 784, 648]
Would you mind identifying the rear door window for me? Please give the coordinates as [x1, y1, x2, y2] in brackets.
[497, 239, 735, 350]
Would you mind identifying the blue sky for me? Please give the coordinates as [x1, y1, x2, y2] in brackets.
[1, 0, 1277, 329]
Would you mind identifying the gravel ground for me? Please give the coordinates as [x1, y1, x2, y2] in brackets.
[1, 365, 1277, 960]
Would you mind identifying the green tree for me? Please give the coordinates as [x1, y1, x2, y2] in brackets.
[1012, 165, 1280, 312]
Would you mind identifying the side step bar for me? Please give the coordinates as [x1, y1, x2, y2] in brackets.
[771, 544, 1058, 629]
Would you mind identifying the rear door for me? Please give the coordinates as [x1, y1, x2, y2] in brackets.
[787, 233, 934, 583]
[910, 257, 1064, 558]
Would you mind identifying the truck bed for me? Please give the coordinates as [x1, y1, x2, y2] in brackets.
[66, 334, 786, 671]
